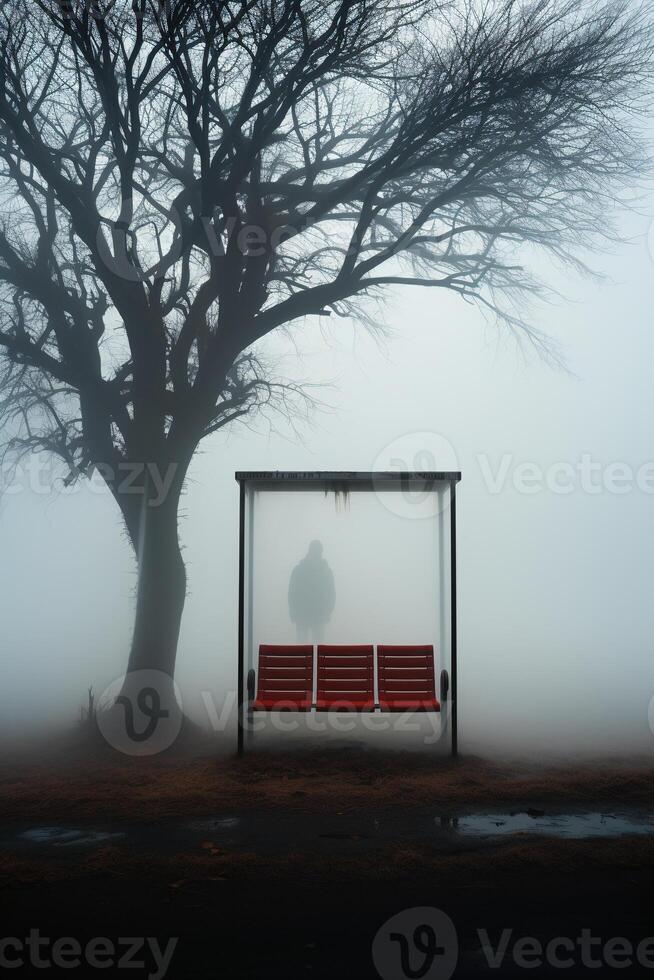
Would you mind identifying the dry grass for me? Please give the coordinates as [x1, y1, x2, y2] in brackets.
[0, 740, 653, 823]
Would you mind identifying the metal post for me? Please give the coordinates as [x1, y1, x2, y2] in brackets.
[449, 481, 458, 758]
[246, 489, 255, 745]
[237, 481, 246, 756]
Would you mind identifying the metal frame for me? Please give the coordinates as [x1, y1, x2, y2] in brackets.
[235, 471, 461, 757]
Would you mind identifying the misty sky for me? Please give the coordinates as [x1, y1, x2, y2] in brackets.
[1, 184, 653, 757]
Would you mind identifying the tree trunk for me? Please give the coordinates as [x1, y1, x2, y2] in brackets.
[126, 488, 186, 680]
[98, 468, 191, 756]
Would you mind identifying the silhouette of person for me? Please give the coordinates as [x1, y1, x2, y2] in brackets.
[288, 540, 335, 644]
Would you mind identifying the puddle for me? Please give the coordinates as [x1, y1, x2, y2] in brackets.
[452, 811, 654, 839]
[19, 827, 125, 847]
[9, 808, 654, 856]
[188, 817, 241, 832]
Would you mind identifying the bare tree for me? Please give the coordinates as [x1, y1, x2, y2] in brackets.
[0, 0, 650, 692]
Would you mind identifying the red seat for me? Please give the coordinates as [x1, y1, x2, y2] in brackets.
[378, 645, 440, 712]
[316, 645, 375, 711]
[251, 645, 313, 711]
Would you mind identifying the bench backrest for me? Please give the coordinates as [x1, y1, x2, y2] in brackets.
[257, 645, 313, 706]
[316, 645, 374, 707]
[377, 645, 436, 702]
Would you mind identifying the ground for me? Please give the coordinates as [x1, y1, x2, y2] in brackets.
[0, 737, 653, 978]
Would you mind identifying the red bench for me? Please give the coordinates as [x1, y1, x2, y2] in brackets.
[316, 645, 375, 711]
[250, 644, 313, 711]
[377, 645, 441, 712]
[248, 644, 447, 714]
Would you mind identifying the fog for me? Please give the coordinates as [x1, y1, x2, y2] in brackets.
[1, 200, 654, 759]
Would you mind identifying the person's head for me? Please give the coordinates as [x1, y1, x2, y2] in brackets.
[307, 539, 323, 559]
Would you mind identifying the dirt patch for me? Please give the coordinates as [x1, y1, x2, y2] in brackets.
[2, 739, 653, 978]
[2, 832, 653, 978]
